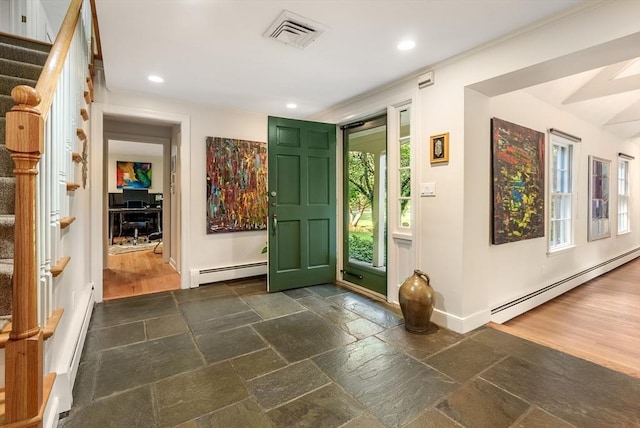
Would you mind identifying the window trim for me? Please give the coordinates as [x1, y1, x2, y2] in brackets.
[617, 156, 631, 235]
[548, 131, 578, 253]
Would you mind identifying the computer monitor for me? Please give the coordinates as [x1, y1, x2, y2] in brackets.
[122, 188, 149, 204]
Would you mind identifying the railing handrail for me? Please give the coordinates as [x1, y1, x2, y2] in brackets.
[34, 0, 83, 120]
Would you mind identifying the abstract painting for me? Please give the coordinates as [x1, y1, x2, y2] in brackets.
[116, 161, 152, 189]
[491, 118, 545, 245]
[206, 137, 267, 233]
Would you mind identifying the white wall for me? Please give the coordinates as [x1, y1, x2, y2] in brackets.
[107, 151, 164, 193]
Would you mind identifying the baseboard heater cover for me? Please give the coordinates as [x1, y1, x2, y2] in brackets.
[191, 262, 267, 287]
[492, 248, 639, 315]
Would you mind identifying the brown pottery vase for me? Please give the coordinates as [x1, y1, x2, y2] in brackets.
[399, 269, 435, 334]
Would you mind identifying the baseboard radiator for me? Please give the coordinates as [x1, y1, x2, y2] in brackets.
[491, 248, 639, 323]
[190, 262, 267, 287]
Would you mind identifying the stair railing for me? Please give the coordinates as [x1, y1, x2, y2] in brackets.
[4, 0, 91, 425]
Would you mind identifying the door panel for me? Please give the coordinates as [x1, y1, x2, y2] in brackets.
[268, 117, 336, 292]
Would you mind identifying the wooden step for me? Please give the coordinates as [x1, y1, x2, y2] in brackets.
[80, 107, 89, 121]
[66, 182, 80, 191]
[72, 152, 83, 163]
[59, 216, 76, 229]
[0, 308, 63, 348]
[83, 90, 91, 104]
[51, 256, 70, 277]
[0, 372, 55, 427]
[76, 128, 87, 142]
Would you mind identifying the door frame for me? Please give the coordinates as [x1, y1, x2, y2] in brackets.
[90, 103, 191, 302]
[326, 89, 418, 305]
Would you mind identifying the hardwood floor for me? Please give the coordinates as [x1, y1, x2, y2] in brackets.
[492, 257, 640, 378]
[103, 248, 180, 300]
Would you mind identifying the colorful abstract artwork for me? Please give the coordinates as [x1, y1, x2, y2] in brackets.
[116, 161, 152, 189]
[206, 137, 267, 233]
[491, 118, 545, 245]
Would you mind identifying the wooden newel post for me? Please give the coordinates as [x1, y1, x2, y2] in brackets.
[4, 85, 45, 426]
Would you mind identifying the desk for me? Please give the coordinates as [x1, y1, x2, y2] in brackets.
[109, 206, 162, 245]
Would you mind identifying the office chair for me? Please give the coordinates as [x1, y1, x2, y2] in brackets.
[121, 200, 151, 245]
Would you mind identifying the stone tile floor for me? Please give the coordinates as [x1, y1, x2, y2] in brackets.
[59, 277, 640, 427]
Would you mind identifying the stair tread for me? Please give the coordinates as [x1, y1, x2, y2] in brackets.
[0, 32, 51, 53]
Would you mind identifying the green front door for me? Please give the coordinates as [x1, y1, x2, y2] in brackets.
[267, 116, 337, 292]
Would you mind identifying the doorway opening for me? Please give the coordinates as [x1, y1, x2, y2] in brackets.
[342, 115, 387, 296]
[102, 118, 179, 300]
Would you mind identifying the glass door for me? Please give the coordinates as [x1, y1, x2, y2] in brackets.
[342, 115, 387, 295]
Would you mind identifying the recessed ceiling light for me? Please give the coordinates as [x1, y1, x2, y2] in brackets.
[286, 103, 297, 109]
[148, 75, 164, 83]
[397, 40, 416, 51]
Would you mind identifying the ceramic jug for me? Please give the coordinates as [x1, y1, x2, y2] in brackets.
[399, 269, 434, 334]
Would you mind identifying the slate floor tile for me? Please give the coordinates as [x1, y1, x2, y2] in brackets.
[70, 358, 98, 408]
[343, 317, 385, 339]
[472, 328, 640, 408]
[283, 287, 314, 299]
[180, 294, 250, 326]
[266, 383, 365, 428]
[307, 283, 349, 297]
[195, 325, 267, 363]
[515, 408, 575, 428]
[59, 386, 155, 428]
[231, 348, 287, 380]
[481, 356, 640, 427]
[83, 321, 145, 358]
[190, 309, 262, 335]
[90, 293, 178, 329]
[425, 337, 506, 382]
[252, 311, 356, 363]
[314, 336, 457, 427]
[403, 408, 459, 428]
[145, 313, 188, 339]
[437, 378, 529, 428]
[196, 399, 274, 428]
[247, 360, 331, 410]
[376, 324, 464, 360]
[340, 414, 386, 428]
[155, 362, 249, 427]
[298, 294, 360, 325]
[241, 293, 306, 319]
[328, 292, 403, 328]
[94, 333, 203, 398]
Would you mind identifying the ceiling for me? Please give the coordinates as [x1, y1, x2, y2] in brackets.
[54, 1, 639, 140]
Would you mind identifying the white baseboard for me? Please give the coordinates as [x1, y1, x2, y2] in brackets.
[431, 308, 491, 334]
[491, 250, 639, 324]
[190, 262, 267, 287]
[53, 285, 95, 412]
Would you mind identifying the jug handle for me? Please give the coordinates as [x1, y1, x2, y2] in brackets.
[414, 269, 430, 284]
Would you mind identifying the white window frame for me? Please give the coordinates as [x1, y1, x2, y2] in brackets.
[617, 156, 631, 234]
[548, 130, 579, 253]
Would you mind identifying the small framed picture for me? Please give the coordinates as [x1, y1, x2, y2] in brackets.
[430, 132, 449, 164]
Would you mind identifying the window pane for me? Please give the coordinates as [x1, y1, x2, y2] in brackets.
[400, 169, 410, 197]
[399, 109, 410, 138]
[400, 199, 410, 228]
[400, 141, 410, 168]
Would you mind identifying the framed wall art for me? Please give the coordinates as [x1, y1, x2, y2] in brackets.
[491, 117, 545, 245]
[430, 132, 449, 164]
[206, 137, 268, 233]
[116, 161, 152, 189]
[588, 155, 611, 241]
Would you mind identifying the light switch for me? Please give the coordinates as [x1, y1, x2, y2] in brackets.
[420, 182, 436, 197]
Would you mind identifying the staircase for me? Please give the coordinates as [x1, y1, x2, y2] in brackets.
[0, 33, 50, 328]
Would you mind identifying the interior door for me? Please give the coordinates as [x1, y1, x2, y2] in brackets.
[342, 116, 387, 295]
[267, 116, 337, 292]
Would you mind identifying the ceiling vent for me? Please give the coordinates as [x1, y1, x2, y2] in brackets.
[263, 10, 326, 49]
